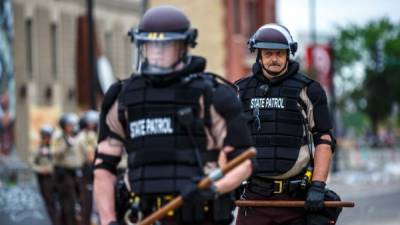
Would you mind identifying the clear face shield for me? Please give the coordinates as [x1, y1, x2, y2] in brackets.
[137, 40, 186, 75]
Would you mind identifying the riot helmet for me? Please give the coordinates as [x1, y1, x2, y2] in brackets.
[248, 24, 298, 76]
[40, 124, 54, 138]
[79, 110, 99, 130]
[59, 112, 79, 134]
[248, 23, 297, 55]
[129, 6, 197, 76]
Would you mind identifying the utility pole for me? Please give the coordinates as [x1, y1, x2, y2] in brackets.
[309, 0, 317, 44]
[330, 38, 338, 173]
[87, 0, 97, 110]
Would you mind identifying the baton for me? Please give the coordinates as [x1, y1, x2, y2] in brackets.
[137, 148, 257, 225]
[235, 200, 355, 208]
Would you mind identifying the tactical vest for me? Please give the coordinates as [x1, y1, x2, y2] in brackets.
[237, 72, 313, 177]
[119, 74, 219, 196]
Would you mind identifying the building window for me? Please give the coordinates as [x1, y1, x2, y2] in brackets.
[233, 0, 241, 34]
[51, 23, 58, 79]
[25, 19, 33, 78]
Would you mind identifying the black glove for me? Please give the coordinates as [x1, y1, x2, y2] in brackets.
[108, 221, 120, 225]
[181, 181, 218, 204]
[304, 181, 326, 212]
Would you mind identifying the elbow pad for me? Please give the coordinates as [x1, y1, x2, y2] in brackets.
[93, 151, 121, 175]
[313, 131, 336, 153]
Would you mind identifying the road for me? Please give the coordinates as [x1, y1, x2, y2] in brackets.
[336, 188, 400, 225]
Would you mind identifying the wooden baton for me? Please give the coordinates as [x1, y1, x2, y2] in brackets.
[235, 200, 355, 208]
[137, 148, 257, 225]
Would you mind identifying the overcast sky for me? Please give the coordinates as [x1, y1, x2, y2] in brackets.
[277, 0, 400, 96]
[277, 0, 400, 41]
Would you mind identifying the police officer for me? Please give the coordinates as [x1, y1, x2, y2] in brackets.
[93, 6, 254, 225]
[30, 124, 59, 225]
[53, 112, 83, 225]
[235, 24, 336, 225]
[77, 110, 99, 225]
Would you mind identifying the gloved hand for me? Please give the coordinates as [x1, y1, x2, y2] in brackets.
[304, 181, 326, 212]
[181, 181, 219, 204]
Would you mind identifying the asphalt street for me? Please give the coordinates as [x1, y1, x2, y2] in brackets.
[335, 187, 400, 225]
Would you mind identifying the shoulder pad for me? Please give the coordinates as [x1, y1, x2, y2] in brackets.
[103, 80, 124, 107]
[203, 72, 237, 90]
[98, 80, 124, 143]
[234, 74, 253, 85]
[293, 72, 314, 85]
[181, 72, 236, 91]
[234, 74, 257, 91]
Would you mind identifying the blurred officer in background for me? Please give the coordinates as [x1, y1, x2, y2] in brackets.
[235, 23, 337, 225]
[53, 112, 83, 225]
[30, 124, 60, 225]
[77, 110, 99, 225]
[93, 5, 254, 225]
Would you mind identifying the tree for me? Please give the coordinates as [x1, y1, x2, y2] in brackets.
[334, 18, 400, 136]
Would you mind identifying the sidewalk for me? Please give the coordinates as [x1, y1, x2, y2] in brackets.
[327, 147, 400, 199]
[0, 154, 51, 225]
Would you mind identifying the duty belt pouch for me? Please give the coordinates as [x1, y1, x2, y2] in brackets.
[307, 189, 342, 225]
[288, 180, 306, 198]
[179, 201, 205, 224]
[212, 193, 235, 225]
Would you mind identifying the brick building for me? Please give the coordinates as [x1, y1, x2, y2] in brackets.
[12, 0, 142, 160]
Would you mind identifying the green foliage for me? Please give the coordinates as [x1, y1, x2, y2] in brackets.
[334, 18, 400, 133]
[341, 111, 370, 134]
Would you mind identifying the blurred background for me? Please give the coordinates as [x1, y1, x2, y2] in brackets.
[0, 0, 400, 225]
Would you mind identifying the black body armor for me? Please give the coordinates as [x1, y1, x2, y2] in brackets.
[118, 65, 220, 195]
[236, 62, 313, 177]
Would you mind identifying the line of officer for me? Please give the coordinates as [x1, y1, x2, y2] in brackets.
[30, 124, 60, 225]
[76, 110, 99, 225]
[93, 6, 254, 225]
[235, 24, 336, 225]
[52, 112, 83, 225]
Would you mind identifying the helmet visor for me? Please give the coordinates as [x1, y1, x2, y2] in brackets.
[134, 31, 188, 43]
[253, 42, 289, 50]
[139, 40, 185, 74]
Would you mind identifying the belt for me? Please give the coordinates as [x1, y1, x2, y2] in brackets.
[249, 176, 303, 195]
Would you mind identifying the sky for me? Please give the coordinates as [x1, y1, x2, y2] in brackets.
[276, 0, 400, 96]
[277, 0, 400, 42]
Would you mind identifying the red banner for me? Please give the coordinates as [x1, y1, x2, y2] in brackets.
[306, 44, 333, 92]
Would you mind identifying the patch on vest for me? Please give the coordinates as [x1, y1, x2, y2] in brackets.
[250, 97, 286, 109]
[129, 117, 173, 139]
